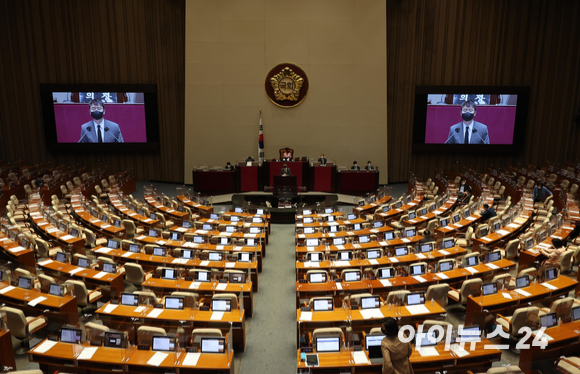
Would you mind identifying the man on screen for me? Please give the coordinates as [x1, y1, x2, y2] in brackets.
[78, 98, 124, 143]
[445, 100, 490, 144]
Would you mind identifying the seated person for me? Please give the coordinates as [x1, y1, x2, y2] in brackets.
[458, 180, 471, 197]
[245, 156, 255, 162]
[532, 182, 552, 203]
[539, 238, 566, 270]
[364, 161, 374, 171]
[280, 163, 291, 177]
[224, 162, 233, 170]
[459, 190, 472, 205]
[280, 148, 293, 161]
[480, 204, 496, 222]
[351, 161, 360, 171]
[318, 153, 327, 166]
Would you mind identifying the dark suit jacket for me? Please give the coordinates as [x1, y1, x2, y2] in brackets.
[79, 120, 124, 143]
[351, 165, 360, 170]
[445, 121, 490, 144]
[318, 157, 327, 165]
[280, 167, 291, 176]
[458, 183, 472, 194]
[365, 165, 374, 170]
[246, 157, 255, 162]
[480, 207, 497, 221]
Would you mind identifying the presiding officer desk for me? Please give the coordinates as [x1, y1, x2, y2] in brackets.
[29, 339, 234, 374]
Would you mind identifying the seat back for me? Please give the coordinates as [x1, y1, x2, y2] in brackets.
[510, 307, 539, 338]
[462, 252, 480, 267]
[137, 326, 166, 346]
[133, 291, 159, 305]
[458, 278, 482, 304]
[124, 263, 145, 284]
[66, 280, 89, 306]
[171, 292, 199, 309]
[504, 239, 520, 260]
[425, 284, 449, 307]
[549, 297, 574, 319]
[85, 322, 110, 342]
[212, 293, 238, 310]
[342, 293, 373, 307]
[38, 274, 56, 293]
[421, 320, 451, 339]
[1, 307, 28, 338]
[559, 250, 575, 273]
[386, 290, 410, 305]
[312, 327, 343, 347]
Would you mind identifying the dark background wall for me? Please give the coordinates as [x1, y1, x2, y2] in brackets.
[387, 0, 580, 182]
[0, 0, 185, 182]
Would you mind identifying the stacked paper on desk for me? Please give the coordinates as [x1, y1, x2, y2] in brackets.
[199, 261, 210, 266]
[34, 340, 58, 353]
[306, 247, 315, 252]
[28, 296, 47, 307]
[134, 306, 146, 313]
[216, 283, 228, 291]
[335, 245, 345, 250]
[380, 280, 392, 287]
[60, 235, 74, 241]
[507, 223, 519, 228]
[304, 262, 319, 268]
[122, 252, 134, 258]
[182, 352, 201, 366]
[147, 351, 168, 366]
[450, 344, 470, 357]
[335, 283, 343, 290]
[465, 267, 479, 274]
[438, 250, 450, 255]
[435, 273, 449, 280]
[418, 347, 439, 357]
[147, 309, 164, 318]
[333, 261, 350, 267]
[95, 247, 113, 254]
[225, 262, 236, 268]
[211, 312, 224, 321]
[496, 230, 510, 236]
[360, 308, 384, 320]
[412, 276, 427, 283]
[405, 305, 430, 315]
[69, 268, 84, 275]
[38, 259, 54, 266]
[135, 235, 147, 240]
[514, 289, 531, 297]
[502, 293, 512, 300]
[300, 312, 313, 321]
[388, 257, 399, 263]
[189, 282, 201, 289]
[368, 259, 379, 265]
[486, 263, 499, 269]
[352, 351, 370, 364]
[541, 282, 558, 290]
[103, 304, 118, 314]
[9, 246, 26, 253]
[466, 216, 477, 221]
[379, 241, 388, 246]
[78, 347, 98, 360]
[94, 272, 108, 279]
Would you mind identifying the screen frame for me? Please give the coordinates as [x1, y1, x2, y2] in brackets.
[412, 86, 530, 153]
[40, 83, 160, 151]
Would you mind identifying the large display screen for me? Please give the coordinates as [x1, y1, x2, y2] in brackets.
[413, 86, 529, 152]
[40, 84, 159, 151]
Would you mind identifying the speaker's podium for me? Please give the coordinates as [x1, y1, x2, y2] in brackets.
[271, 175, 298, 199]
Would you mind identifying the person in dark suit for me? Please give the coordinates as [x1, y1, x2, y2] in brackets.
[459, 190, 472, 205]
[532, 182, 552, 203]
[365, 161, 374, 171]
[78, 98, 124, 143]
[458, 180, 471, 197]
[318, 154, 327, 166]
[224, 162, 233, 170]
[280, 163, 291, 176]
[351, 161, 360, 171]
[245, 156, 255, 162]
[445, 100, 490, 144]
[480, 204, 497, 222]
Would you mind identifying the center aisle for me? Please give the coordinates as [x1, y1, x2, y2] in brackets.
[239, 223, 297, 374]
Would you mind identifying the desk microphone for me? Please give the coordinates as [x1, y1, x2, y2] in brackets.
[105, 127, 122, 143]
[472, 128, 489, 144]
[444, 128, 460, 144]
[78, 130, 90, 143]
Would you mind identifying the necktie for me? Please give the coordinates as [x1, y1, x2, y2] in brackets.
[464, 127, 469, 144]
[98, 125, 103, 143]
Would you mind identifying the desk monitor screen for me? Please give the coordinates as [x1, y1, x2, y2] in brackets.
[153, 247, 165, 256]
[488, 251, 501, 263]
[304, 227, 315, 234]
[460, 326, 481, 342]
[442, 238, 455, 249]
[165, 296, 184, 310]
[420, 243, 433, 253]
[309, 272, 327, 283]
[229, 272, 246, 283]
[360, 296, 380, 309]
[129, 244, 141, 253]
[208, 252, 222, 261]
[383, 206, 390, 213]
[346, 214, 356, 221]
[525, 238, 534, 249]
[182, 221, 191, 228]
[249, 227, 260, 234]
[104, 332, 125, 348]
[359, 235, 370, 244]
[121, 293, 139, 306]
[302, 209, 312, 215]
[150, 212, 157, 220]
[366, 334, 386, 358]
[182, 250, 193, 259]
[103, 263, 116, 273]
[113, 219, 121, 227]
[193, 236, 204, 244]
[161, 268, 177, 280]
[245, 238, 256, 247]
[152, 336, 175, 352]
[306, 239, 319, 247]
[107, 239, 118, 249]
[406, 292, 425, 305]
[303, 217, 313, 224]
[544, 268, 557, 282]
[395, 247, 408, 257]
[516, 276, 530, 289]
[439, 260, 454, 272]
[230, 216, 239, 222]
[373, 221, 383, 228]
[396, 201, 404, 208]
[226, 226, 236, 233]
[333, 238, 344, 246]
[171, 232, 181, 241]
[325, 208, 334, 214]
[313, 298, 333, 311]
[410, 264, 425, 276]
[77, 257, 90, 269]
[59, 222, 68, 232]
[343, 271, 361, 282]
[252, 217, 262, 223]
[479, 228, 488, 237]
[257, 209, 264, 215]
[358, 200, 365, 207]
[339, 251, 352, 261]
[49, 283, 64, 297]
[466, 256, 479, 266]
[235, 207, 243, 213]
[384, 231, 395, 240]
[453, 215, 461, 223]
[212, 299, 231, 311]
[572, 307, 580, 321]
[327, 215, 335, 222]
[70, 228, 79, 238]
[101, 214, 109, 223]
[210, 213, 219, 220]
[202, 224, 212, 231]
[149, 229, 159, 238]
[60, 328, 82, 344]
[310, 253, 322, 262]
[464, 209, 471, 218]
[201, 337, 225, 353]
[18, 276, 32, 290]
[138, 208, 144, 216]
[56, 252, 67, 263]
[353, 223, 362, 231]
[482, 282, 498, 296]
[367, 250, 380, 259]
[239, 252, 253, 262]
[316, 337, 340, 353]
[415, 331, 437, 347]
[540, 313, 557, 328]
[196, 271, 210, 282]
[408, 211, 417, 220]
[378, 267, 394, 279]
[419, 208, 428, 216]
[370, 196, 377, 203]
[440, 218, 448, 227]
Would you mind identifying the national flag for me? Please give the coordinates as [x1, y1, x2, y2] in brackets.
[258, 110, 264, 162]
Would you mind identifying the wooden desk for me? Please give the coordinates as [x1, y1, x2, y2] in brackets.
[295, 225, 394, 243]
[465, 276, 578, 328]
[402, 196, 458, 227]
[192, 169, 236, 195]
[141, 278, 254, 317]
[37, 259, 124, 298]
[70, 194, 127, 239]
[518, 320, 580, 373]
[472, 213, 533, 252]
[109, 193, 161, 228]
[336, 170, 379, 194]
[177, 195, 214, 217]
[96, 302, 247, 352]
[0, 234, 36, 273]
[169, 226, 268, 246]
[29, 340, 234, 374]
[295, 236, 425, 255]
[196, 217, 270, 239]
[518, 224, 576, 270]
[0, 281, 78, 325]
[309, 165, 337, 192]
[354, 196, 393, 216]
[145, 194, 189, 223]
[375, 197, 425, 223]
[296, 339, 501, 373]
[0, 329, 16, 372]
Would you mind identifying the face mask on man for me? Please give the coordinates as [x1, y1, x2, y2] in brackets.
[91, 110, 104, 120]
[461, 112, 474, 122]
